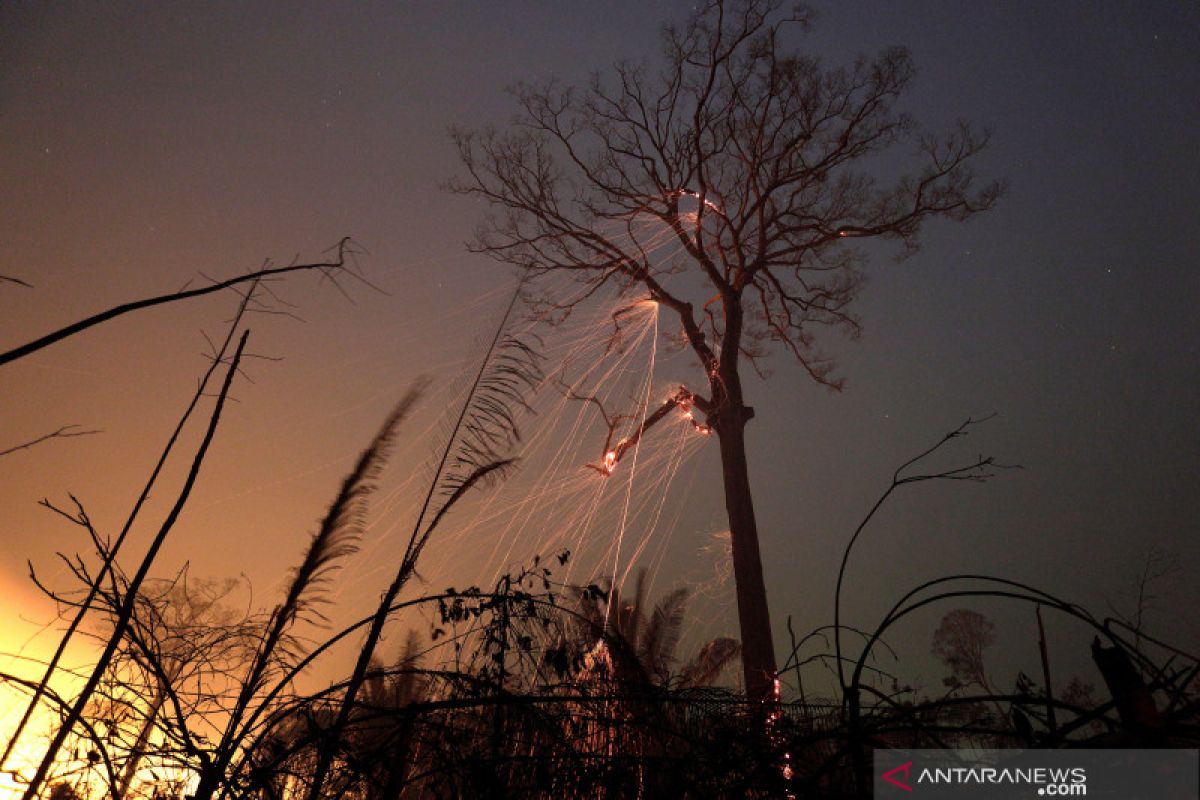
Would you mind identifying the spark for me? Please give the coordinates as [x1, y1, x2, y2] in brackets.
[602, 302, 659, 626]
[677, 398, 713, 436]
[768, 675, 797, 799]
[671, 188, 723, 215]
[277, 270, 727, 669]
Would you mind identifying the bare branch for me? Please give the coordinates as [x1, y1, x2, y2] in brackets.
[1, 273, 33, 288]
[0, 237, 358, 367]
[0, 424, 102, 458]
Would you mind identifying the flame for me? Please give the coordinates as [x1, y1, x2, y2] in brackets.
[674, 188, 722, 213]
[676, 401, 712, 435]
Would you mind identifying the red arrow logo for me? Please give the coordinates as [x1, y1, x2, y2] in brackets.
[882, 761, 913, 792]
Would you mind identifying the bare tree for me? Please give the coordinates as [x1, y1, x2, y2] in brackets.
[4, 282, 265, 779]
[36, 562, 263, 798]
[21, 330, 250, 800]
[451, 0, 1001, 700]
[931, 608, 997, 695]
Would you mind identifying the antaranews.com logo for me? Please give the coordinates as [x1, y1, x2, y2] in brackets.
[881, 759, 1087, 795]
[874, 749, 1197, 799]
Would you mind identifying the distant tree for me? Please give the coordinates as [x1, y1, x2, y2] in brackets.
[1107, 544, 1181, 661]
[931, 608, 996, 693]
[105, 575, 261, 797]
[452, 0, 1001, 700]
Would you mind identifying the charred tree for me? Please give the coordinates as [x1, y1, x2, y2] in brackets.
[451, 0, 1000, 700]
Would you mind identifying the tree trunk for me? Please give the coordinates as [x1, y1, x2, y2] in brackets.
[713, 401, 777, 703]
[118, 688, 167, 797]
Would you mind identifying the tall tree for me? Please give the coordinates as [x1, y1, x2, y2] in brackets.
[451, 0, 1000, 701]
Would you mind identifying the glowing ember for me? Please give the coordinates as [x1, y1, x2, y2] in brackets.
[768, 675, 796, 798]
[676, 397, 713, 436]
[673, 188, 723, 214]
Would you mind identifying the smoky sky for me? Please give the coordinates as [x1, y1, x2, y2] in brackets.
[2, 1, 1197, 692]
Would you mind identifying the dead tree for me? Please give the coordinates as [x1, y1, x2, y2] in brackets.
[21, 331, 250, 800]
[451, 0, 1000, 700]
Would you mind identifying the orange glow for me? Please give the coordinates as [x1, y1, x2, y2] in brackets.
[676, 400, 712, 435]
[0, 581, 99, 799]
[672, 188, 723, 214]
[0, 667, 79, 799]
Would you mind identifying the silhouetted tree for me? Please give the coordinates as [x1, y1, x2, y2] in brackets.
[932, 608, 996, 694]
[20, 330, 251, 800]
[452, 0, 1001, 700]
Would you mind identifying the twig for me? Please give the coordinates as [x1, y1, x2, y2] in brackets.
[0, 425, 102, 458]
[0, 274, 33, 288]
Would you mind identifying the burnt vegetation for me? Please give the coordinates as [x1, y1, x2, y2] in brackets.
[3, 246, 1195, 800]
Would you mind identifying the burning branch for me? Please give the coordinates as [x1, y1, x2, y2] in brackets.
[604, 298, 658, 355]
[574, 386, 711, 477]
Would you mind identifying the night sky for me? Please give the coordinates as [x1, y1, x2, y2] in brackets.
[2, 1, 1198, 703]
